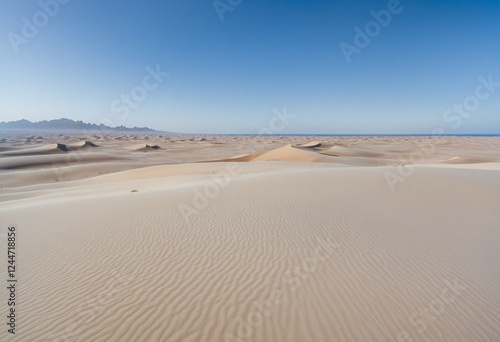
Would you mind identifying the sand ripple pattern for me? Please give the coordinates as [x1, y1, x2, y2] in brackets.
[0, 166, 499, 341]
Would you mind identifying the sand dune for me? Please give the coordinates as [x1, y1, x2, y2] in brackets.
[0, 153, 122, 170]
[442, 156, 500, 164]
[1, 134, 500, 341]
[0, 141, 98, 156]
[422, 162, 500, 171]
[219, 144, 336, 163]
[63, 140, 99, 151]
[249, 144, 334, 162]
[0, 143, 67, 156]
[216, 144, 390, 166]
[295, 141, 322, 148]
[130, 144, 162, 152]
[1, 162, 499, 341]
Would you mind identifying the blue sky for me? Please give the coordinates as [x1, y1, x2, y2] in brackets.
[1, 0, 499, 134]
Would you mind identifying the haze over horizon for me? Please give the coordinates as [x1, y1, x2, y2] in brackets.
[1, 0, 499, 134]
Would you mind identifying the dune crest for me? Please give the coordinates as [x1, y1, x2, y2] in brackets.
[0, 141, 98, 156]
[61, 141, 99, 151]
[296, 141, 322, 148]
[217, 144, 336, 163]
[442, 156, 499, 164]
[130, 144, 162, 152]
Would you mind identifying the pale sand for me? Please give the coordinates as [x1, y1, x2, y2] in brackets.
[0, 134, 499, 341]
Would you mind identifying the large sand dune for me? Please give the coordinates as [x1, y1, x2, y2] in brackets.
[0, 134, 499, 341]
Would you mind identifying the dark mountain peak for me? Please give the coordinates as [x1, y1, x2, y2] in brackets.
[0, 118, 160, 132]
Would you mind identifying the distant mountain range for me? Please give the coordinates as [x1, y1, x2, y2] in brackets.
[0, 118, 159, 132]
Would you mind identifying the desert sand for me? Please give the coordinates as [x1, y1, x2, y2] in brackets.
[0, 133, 499, 341]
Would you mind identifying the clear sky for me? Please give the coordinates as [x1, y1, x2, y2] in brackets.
[1, 0, 499, 134]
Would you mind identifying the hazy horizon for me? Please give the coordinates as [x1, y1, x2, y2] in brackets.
[2, 117, 500, 136]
